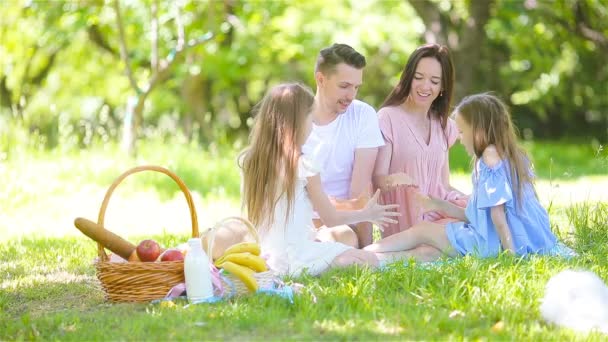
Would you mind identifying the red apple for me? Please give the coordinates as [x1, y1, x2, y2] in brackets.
[136, 239, 161, 262]
[160, 249, 185, 262]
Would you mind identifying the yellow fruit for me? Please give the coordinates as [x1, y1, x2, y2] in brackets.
[219, 261, 258, 292]
[222, 242, 261, 257]
[214, 252, 268, 272]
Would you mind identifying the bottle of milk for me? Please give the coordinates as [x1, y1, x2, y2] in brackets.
[184, 237, 213, 302]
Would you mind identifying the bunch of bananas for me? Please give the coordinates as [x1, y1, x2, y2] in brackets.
[214, 242, 267, 293]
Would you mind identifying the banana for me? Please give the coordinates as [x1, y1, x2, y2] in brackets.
[222, 242, 261, 257]
[219, 261, 258, 292]
[214, 252, 268, 272]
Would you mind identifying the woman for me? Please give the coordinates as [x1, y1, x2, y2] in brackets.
[373, 44, 467, 238]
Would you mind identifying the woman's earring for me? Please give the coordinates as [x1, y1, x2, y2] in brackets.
[439, 91, 443, 97]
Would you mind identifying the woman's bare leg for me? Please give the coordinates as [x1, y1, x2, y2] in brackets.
[315, 224, 359, 248]
[364, 221, 456, 256]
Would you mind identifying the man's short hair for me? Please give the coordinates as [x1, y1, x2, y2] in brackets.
[315, 43, 366, 75]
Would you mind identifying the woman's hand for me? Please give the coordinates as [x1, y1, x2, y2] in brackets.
[362, 189, 400, 231]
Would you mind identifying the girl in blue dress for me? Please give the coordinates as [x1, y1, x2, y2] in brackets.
[364, 93, 558, 259]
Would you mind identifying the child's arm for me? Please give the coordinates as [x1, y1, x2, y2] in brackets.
[306, 174, 400, 229]
[490, 204, 515, 253]
[372, 142, 417, 191]
[481, 146, 515, 253]
[328, 193, 368, 211]
[415, 193, 467, 221]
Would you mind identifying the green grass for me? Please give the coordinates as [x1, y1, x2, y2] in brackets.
[449, 140, 608, 179]
[1, 223, 607, 340]
[1, 140, 241, 209]
[1, 140, 607, 340]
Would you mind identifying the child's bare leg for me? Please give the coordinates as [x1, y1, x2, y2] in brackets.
[330, 248, 379, 268]
[376, 244, 444, 263]
[364, 221, 456, 256]
[315, 224, 359, 248]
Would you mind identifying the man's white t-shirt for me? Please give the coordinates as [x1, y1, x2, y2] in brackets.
[302, 100, 384, 200]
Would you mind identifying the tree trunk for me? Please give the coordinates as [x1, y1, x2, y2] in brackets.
[121, 96, 138, 155]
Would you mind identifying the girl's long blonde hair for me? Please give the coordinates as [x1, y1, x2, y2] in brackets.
[454, 93, 535, 203]
[240, 83, 314, 228]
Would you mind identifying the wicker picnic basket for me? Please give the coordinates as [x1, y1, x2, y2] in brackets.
[93, 165, 198, 302]
[204, 216, 276, 297]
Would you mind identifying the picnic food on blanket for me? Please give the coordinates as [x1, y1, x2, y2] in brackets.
[218, 260, 258, 292]
[73, 165, 205, 302]
[214, 252, 268, 272]
[74, 217, 136, 260]
[212, 240, 268, 293]
[184, 237, 214, 302]
[160, 248, 185, 262]
[128, 250, 140, 262]
[202, 221, 259, 260]
[203, 216, 275, 295]
[136, 239, 162, 262]
[222, 241, 261, 257]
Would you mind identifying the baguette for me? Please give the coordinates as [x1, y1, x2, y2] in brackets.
[74, 217, 136, 260]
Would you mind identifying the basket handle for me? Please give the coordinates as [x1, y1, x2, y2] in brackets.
[204, 216, 258, 259]
[97, 165, 199, 261]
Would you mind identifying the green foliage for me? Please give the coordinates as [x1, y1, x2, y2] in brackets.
[489, 0, 608, 139]
[3, 0, 605, 152]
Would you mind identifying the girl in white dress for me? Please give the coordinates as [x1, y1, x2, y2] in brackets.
[240, 83, 400, 276]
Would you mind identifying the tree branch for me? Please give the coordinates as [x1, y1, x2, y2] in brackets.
[574, 1, 608, 50]
[87, 24, 118, 56]
[151, 0, 159, 73]
[0, 76, 12, 110]
[145, 32, 213, 95]
[112, 0, 141, 94]
[174, 2, 185, 51]
[16, 45, 39, 115]
[30, 47, 63, 85]
[87, 24, 151, 68]
[535, 1, 608, 53]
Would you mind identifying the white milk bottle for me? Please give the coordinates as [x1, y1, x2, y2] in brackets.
[184, 237, 213, 302]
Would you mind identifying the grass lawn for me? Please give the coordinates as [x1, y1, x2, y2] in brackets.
[1, 140, 607, 340]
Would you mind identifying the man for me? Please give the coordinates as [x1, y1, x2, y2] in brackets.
[302, 43, 384, 248]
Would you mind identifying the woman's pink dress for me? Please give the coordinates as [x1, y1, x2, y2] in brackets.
[378, 106, 467, 237]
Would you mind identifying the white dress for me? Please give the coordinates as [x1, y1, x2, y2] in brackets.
[258, 156, 353, 277]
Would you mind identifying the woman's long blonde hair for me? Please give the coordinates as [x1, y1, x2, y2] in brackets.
[240, 83, 314, 228]
[454, 93, 535, 203]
